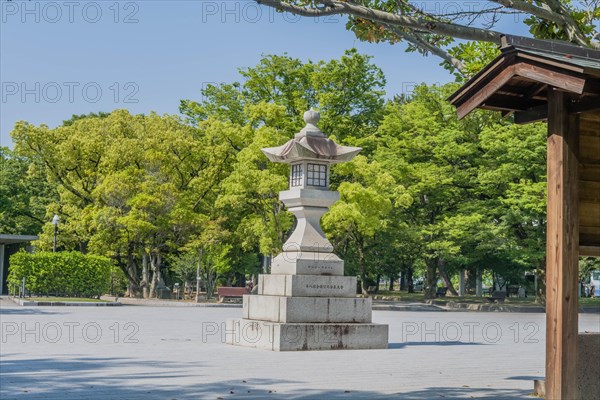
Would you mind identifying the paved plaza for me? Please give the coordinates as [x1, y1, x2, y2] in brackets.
[1, 297, 599, 399]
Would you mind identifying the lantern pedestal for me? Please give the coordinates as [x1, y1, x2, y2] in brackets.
[226, 319, 388, 351]
[270, 251, 345, 276]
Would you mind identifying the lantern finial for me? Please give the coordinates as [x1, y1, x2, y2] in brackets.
[303, 108, 320, 125]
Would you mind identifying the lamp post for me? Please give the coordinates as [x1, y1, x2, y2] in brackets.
[51, 214, 60, 252]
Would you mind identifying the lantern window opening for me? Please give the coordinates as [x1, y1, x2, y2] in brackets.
[307, 163, 327, 187]
[290, 163, 303, 187]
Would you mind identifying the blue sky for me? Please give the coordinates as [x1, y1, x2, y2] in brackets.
[1, 0, 531, 147]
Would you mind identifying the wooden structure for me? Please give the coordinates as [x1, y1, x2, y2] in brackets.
[216, 286, 250, 302]
[449, 35, 600, 399]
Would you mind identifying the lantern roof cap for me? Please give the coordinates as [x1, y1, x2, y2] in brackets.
[261, 109, 361, 164]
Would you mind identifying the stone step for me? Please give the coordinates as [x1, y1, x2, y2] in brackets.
[226, 319, 389, 351]
[242, 295, 371, 323]
[258, 274, 357, 297]
[270, 251, 344, 276]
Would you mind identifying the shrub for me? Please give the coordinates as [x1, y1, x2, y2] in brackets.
[8, 251, 112, 298]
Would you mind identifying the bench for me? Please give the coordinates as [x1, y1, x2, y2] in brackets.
[436, 287, 448, 298]
[507, 286, 520, 297]
[217, 287, 250, 302]
[487, 291, 507, 303]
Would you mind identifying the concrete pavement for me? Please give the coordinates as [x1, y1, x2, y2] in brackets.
[1, 297, 599, 399]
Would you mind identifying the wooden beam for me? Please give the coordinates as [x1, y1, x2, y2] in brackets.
[517, 53, 586, 75]
[580, 181, 600, 203]
[482, 95, 545, 111]
[447, 56, 511, 105]
[579, 246, 600, 257]
[545, 88, 580, 400]
[579, 164, 600, 181]
[580, 226, 600, 236]
[569, 96, 600, 114]
[578, 112, 600, 136]
[515, 63, 586, 94]
[580, 227, 600, 249]
[582, 79, 600, 95]
[456, 65, 516, 119]
[580, 135, 600, 162]
[496, 84, 531, 96]
[580, 202, 600, 230]
[515, 104, 548, 124]
[524, 83, 548, 101]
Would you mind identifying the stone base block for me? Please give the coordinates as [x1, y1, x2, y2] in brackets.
[243, 295, 371, 323]
[533, 333, 600, 400]
[578, 332, 600, 400]
[258, 274, 357, 297]
[226, 319, 389, 351]
[271, 251, 344, 276]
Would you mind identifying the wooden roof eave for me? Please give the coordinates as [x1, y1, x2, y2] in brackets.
[449, 50, 591, 120]
[447, 51, 514, 107]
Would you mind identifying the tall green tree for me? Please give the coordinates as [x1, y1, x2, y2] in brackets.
[323, 155, 411, 293]
[372, 83, 547, 298]
[11, 110, 210, 297]
[180, 49, 389, 279]
[0, 147, 56, 235]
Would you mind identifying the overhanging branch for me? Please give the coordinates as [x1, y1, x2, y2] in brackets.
[491, 0, 596, 47]
[386, 25, 466, 73]
[257, 0, 503, 43]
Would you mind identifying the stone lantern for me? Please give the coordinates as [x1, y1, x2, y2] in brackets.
[226, 110, 388, 351]
[262, 109, 360, 272]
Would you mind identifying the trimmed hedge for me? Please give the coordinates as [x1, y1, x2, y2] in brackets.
[8, 251, 112, 298]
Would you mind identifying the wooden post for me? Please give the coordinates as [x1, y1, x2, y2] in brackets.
[545, 89, 580, 400]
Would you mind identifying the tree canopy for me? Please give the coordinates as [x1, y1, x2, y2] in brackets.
[6, 50, 564, 299]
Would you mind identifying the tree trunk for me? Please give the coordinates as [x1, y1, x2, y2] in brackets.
[424, 259, 437, 299]
[126, 247, 141, 298]
[476, 268, 483, 297]
[149, 255, 157, 298]
[149, 250, 163, 298]
[115, 251, 140, 298]
[357, 244, 368, 295]
[195, 247, 203, 303]
[141, 251, 149, 299]
[236, 272, 246, 288]
[264, 254, 271, 274]
[406, 266, 414, 293]
[156, 251, 164, 287]
[536, 257, 546, 304]
[389, 276, 395, 291]
[466, 268, 476, 295]
[205, 260, 215, 300]
[438, 259, 459, 296]
[375, 274, 381, 292]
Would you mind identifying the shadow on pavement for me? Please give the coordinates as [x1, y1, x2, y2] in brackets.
[507, 375, 543, 381]
[0, 307, 65, 315]
[388, 341, 487, 349]
[0, 356, 534, 399]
